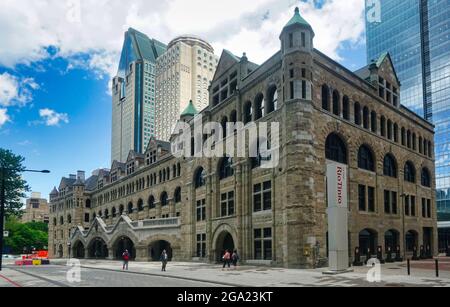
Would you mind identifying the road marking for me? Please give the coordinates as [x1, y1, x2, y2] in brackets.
[7, 267, 70, 287]
[0, 273, 22, 287]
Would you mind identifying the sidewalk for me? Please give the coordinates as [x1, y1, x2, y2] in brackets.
[50, 258, 450, 287]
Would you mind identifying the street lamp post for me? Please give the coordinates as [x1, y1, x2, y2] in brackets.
[400, 193, 407, 261]
[68, 242, 72, 259]
[0, 167, 50, 271]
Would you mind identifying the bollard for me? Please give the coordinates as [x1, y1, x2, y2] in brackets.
[386, 247, 394, 263]
[436, 259, 439, 278]
[407, 259, 411, 276]
[395, 245, 403, 262]
[377, 246, 385, 264]
[353, 247, 363, 266]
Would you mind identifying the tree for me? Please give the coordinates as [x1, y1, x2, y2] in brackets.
[0, 148, 30, 218]
[4, 217, 48, 254]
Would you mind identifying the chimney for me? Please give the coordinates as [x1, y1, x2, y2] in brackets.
[77, 171, 86, 182]
[69, 174, 76, 180]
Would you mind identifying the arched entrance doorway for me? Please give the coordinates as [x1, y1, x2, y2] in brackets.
[73, 241, 85, 259]
[88, 238, 109, 259]
[359, 229, 377, 256]
[149, 241, 172, 261]
[215, 232, 235, 262]
[113, 237, 136, 260]
[384, 230, 400, 252]
[405, 230, 418, 252]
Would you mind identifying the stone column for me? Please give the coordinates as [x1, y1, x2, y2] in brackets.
[170, 199, 176, 217]
[84, 248, 89, 259]
[156, 202, 162, 219]
[135, 245, 148, 262]
[107, 247, 114, 260]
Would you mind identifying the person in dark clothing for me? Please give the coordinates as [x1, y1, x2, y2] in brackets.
[160, 250, 169, 272]
[122, 250, 130, 271]
[231, 250, 240, 269]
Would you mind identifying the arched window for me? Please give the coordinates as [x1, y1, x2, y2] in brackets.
[412, 133, 417, 151]
[112, 207, 117, 218]
[407, 130, 411, 148]
[127, 202, 133, 214]
[354, 102, 361, 125]
[194, 167, 207, 188]
[358, 145, 375, 171]
[419, 137, 423, 154]
[177, 163, 181, 177]
[380, 116, 386, 137]
[332, 90, 340, 116]
[138, 199, 144, 212]
[387, 120, 393, 140]
[254, 93, 265, 120]
[221, 116, 228, 139]
[343, 96, 350, 120]
[103, 210, 108, 219]
[219, 157, 234, 180]
[267, 86, 278, 113]
[401, 128, 406, 146]
[174, 187, 182, 203]
[393, 124, 399, 142]
[160, 192, 168, 207]
[68, 214, 72, 224]
[53, 218, 57, 226]
[428, 141, 432, 158]
[60, 216, 64, 225]
[322, 84, 330, 111]
[325, 133, 347, 164]
[371, 111, 377, 133]
[85, 199, 91, 208]
[230, 110, 237, 124]
[119, 205, 124, 215]
[243, 101, 252, 124]
[363, 107, 370, 129]
[383, 154, 397, 178]
[404, 161, 416, 183]
[421, 168, 431, 187]
[148, 196, 155, 209]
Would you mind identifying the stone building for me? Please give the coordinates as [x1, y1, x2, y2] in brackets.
[49, 8, 437, 268]
[21, 192, 49, 224]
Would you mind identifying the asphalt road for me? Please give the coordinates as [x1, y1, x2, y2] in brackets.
[0, 265, 226, 287]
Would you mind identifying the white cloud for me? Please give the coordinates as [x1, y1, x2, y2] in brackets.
[39, 108, 69, 126]
[0, 72, 38, 107]
[0, 108, 10, 127]
[0, 0, 365, 78]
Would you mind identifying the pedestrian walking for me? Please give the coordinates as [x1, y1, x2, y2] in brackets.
[160, 250, 169, 272]
[122, 249, 130, 271]
[231, 250, 240, 269]
[222, 250, 231, 270]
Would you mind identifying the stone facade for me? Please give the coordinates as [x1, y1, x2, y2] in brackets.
[48, 8, 437, 268]
[21, 192, 49, 224]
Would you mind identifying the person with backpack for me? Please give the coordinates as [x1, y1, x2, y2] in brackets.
[160, 250, 169, 272]
[122, 250, 130, 271]
[222, 250, 231, 270]
[231, 250, 240, 269]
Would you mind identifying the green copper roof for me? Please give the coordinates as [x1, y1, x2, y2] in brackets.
[284, 7, 311, 29]
[375, 52, 389, 67]
[181, 100, 198, 116]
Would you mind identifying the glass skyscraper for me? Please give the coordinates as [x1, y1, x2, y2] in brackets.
[366, 0, 450, 220]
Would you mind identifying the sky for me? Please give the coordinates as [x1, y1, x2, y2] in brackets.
[0, 0, 368, 201]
